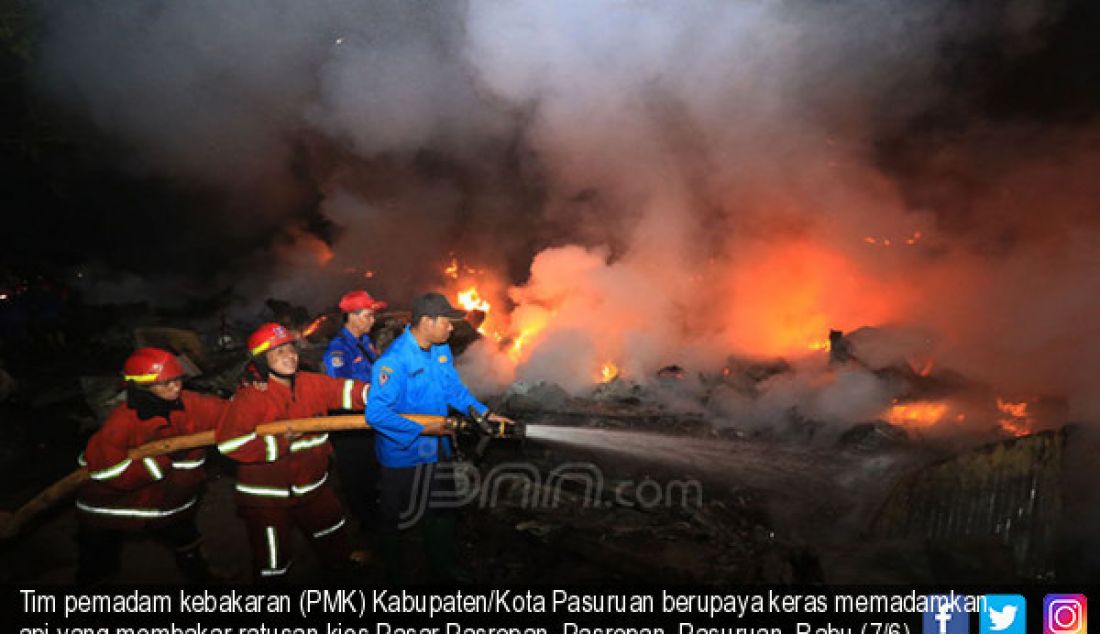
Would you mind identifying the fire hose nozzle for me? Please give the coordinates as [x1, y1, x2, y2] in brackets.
[448, 407, 524, 440]
[468, 406, 525, 440]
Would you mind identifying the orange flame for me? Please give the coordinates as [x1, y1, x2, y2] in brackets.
[725, 241, 902, 357]
[808, 340, 830, 351]
[883, 401, 949, 429]
[456, 287, 491, 313]
[455, 287, 492, 336]
[599, 361, 619, 383]
[302, 314, 328, 338]
[996, 398, 1034, 437]
[508, 330, 531, 362]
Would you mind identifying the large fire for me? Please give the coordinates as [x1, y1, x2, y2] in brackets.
[436, 242, 1052, 424]
[441, 255, 557, 366]
[722, 241, 905, 357]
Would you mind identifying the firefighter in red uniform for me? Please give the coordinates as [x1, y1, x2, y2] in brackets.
[216, 322, 369, 582]
[75, 347, 228, 584]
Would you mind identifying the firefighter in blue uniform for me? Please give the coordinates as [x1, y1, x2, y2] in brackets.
[323, 290, 387, 541]
[366, 292, 513, 583]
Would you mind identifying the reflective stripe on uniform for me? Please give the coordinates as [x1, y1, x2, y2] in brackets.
[235, 483, 291, 498]
[77, 451, 87, 467]
[265, 526, 279, 572]
[290, 433, 328, 452]
[291, 472, 328, 496]
[312, 516, 346, 539]
[342, 380, 354, 410]
[88, 458, 133, 481]
[235, 472, 329, 498]
[260, 565, 290, 577]
[218, 432, 257, 454]
[264, 435, 279, 462]
[143, 457, 164, 480]
[172, 456, 206, 470]
[76, 496, 197, 519]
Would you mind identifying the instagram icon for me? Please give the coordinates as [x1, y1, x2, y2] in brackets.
[1045, 595, 1088, 634]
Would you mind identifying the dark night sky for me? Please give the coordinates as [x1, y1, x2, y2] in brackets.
[2, 0, 1099, 298]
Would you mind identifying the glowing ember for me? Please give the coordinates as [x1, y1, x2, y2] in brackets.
[302, 236, 334, 266]
[302, 314, 328, 338]
[996, 398, 1028, 418]
[444, 257, 460, 280]
[864, 231, 923, 248]
[883, 401, 949, 429]
[363, 270, 375, 279]
[599, 361, 619, 383]
[911, 358, 935, 377]
[996, 398, 1034, 437]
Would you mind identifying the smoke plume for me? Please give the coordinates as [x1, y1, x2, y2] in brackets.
[34, 0, 1100, 422]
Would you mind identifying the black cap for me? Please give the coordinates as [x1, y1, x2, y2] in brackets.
[411, 292, 466, 323]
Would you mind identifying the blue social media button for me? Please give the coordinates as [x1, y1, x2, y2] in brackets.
[982, 595, 1026, 634]
[926, 595, 971, 634]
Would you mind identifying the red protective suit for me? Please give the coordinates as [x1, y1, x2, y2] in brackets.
[216, 372, 367, 580]
[77, 391, 226, 531]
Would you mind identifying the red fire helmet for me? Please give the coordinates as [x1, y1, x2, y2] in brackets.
[338, 290, 388, 313]
[123, 347, 185, 384]
[248, 322, 297, 357]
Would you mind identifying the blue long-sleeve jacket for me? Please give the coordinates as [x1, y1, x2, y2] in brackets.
[323, 326, 379, 383]
[366, 327, 487, 467]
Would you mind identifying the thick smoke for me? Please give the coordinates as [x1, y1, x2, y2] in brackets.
[34, 0, 1100, 421]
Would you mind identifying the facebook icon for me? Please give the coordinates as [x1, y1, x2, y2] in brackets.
[925, 595, 971, 634]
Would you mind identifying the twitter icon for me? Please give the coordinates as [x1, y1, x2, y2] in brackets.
[982, 595, 1027, 634]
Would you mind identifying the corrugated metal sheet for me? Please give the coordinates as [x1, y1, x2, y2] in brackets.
[871, 428, 1065, 579]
